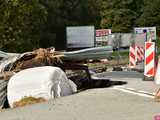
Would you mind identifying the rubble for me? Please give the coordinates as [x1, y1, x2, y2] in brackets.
[0, 48, 64, 80]
[0, 48, 65, 108]
[0, 46, 113, 108]
[7, 48, 63, 71]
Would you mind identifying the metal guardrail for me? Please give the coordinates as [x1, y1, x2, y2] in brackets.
[0, 80, 8, 109]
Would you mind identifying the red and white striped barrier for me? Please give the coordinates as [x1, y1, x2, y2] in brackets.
[129, 45, 136, 68]
[155, 56, 160, 84]
[140, 46, 144, 61]
[144, 42, 155, 77]
[129, 45, 145, 68]
[154, 56, 160, 100]
[136, 46, 144, 62]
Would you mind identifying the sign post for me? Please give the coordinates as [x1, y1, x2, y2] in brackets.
[96, 29, 111, 46]
[66, 26, 95, 50]
[134, 27, 156, 41]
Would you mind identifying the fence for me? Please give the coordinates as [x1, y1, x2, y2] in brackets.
[96, 33, 146, 48]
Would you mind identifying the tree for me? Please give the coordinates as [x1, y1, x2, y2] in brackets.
[100, 0, 138, 32]
[136, 0, 160, 31]
[0, 0, 47, 52]
[40, 0, 101, 50]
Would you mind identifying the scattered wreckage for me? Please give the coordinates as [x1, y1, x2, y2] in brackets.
[0, 46, 113, 108]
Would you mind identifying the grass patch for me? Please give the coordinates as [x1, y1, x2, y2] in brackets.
[112, 51, 129, 58]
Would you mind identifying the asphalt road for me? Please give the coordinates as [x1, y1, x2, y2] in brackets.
[0, 88, 160, 120]
[93, 71, 159, 94]
[0, 71, 160, 120]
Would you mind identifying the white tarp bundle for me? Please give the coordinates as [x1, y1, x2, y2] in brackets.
[7, 66, 77, 108]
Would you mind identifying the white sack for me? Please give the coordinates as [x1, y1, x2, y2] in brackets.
[7, 66, 77, 108]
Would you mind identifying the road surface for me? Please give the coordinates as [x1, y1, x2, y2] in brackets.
[0, 71, 160, 120]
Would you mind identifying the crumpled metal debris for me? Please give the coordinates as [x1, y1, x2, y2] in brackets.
[0, 48, 64, 80]
[0, 48, 65, 108]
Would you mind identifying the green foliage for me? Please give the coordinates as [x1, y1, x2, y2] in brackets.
[100, 0, 138, 32]
[156, 37, 160, 55]
[0, 0, 160, 52]
[137, 0, 160, 31]
[39, 0, 102, 50]
[0, 0, 47, 52]
[112, 51, 129, 58]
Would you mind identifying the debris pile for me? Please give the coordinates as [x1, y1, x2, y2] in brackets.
[0, 48, 76, 108]
[0, 48, 64, 80]
[0, 46, 113, 108]
[11, 48, 63, 71]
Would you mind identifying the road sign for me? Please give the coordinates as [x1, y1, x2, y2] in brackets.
[66, 26, 95, 49]
[134, 27, 156, 40]
[96, 29, 111, 46]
